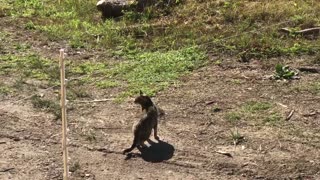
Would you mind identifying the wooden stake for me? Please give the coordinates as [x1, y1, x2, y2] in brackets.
[60, 49, 68, 180]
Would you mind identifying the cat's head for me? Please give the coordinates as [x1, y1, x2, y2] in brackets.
[134, 90, 153, 109]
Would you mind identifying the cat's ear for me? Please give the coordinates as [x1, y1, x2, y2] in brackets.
[139, 90, 143, 96]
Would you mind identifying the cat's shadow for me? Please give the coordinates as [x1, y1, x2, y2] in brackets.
[125, 140, 175, 162]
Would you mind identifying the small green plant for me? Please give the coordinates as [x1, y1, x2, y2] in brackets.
[96, 80, 119, 89]
[225, 112, 241, 124]
[25, 21, 36, 30]
[230, 128, 244, 145]
[230, 79, 241, 85]
[313, 54, 320, 65]
[31, 95, 61, 120]
[0, 84, 11, 96]
[274, 64, 297, 80]
[243, 101, 272, 113]
[81, 131, 97, 142]
[310, 82, 320, 94]
[69, 161, 81, 173]
[211, 105, 222, 113]
[263, 112, 282, 125]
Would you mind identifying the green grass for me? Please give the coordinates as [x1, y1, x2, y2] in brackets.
[230, 128, 244, 145]
[293, 81, 320, 95]
[1, 0, 320, 100]
[263, 112, 282, 125]
[3, 0, 320, 56]
[225, 100, 283, 126]
[113, 46, 206, 98]
[67, 46, 206, 99]
[243, 101, 272, 113]
[31, 95, 61, 120]
[225, 112, 241, 124]
[0, 83, 11, 96]
[0, 53, 59, 83]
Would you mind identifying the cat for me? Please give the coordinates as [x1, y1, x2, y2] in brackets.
[123, 90, 162, 154]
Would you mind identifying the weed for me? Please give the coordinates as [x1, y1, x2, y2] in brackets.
[31, 95, 61, 120]
[0, 53, 59, 83]
[15, 43, 31, 51]
[25, 21, 36, 30]
[71, 62, 107, 75]
[230, 79, 242, 85]
[67, 86, 91, 100]
[211, 106, 222, 113]
[84, 132, 97, 142]
[310, 82, 320, 94]
[0, 83, 11, 96]
[263, 112, 282, 125]
[313, 53, 320, 65]
[69, 161, 81, 173]
[230, 128, 244, 145]
[274, 64, 297, 80]
[12, 78, 26, 91]
[96, 80, 119, 89]
[243, 101, 272, 113]
[225, 112, 241, 124]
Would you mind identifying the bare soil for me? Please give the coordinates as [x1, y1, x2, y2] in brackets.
[1, 17, 320, 180]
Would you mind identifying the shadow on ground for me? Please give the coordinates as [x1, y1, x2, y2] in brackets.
[125, 140, 174, 162]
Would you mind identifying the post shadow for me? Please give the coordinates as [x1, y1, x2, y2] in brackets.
[125, 140, 175, 162]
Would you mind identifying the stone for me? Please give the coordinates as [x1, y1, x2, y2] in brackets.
[96, 0, 129, 20]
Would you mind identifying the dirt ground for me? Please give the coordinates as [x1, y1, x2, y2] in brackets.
[1, 17, 320, 180]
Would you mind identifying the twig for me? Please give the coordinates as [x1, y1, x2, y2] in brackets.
[70, 98, 114, 103]
[285, 109, 295, 121]
[298, 67, 320, 73]
[214, 150, 233, 158]
[205, 100, 216, 106]
[0, 168, 14, 172]
[280, 27, 320, 36]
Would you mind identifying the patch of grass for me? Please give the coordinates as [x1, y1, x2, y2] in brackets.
[71, 61, 107, 76]
[11, 78, 26, 91]
[310, 82, 320, 94]
[263, 112, 282, 125]
[84, 132, 97, 142]
[31, 95, 61, 120]
[0, 83, 11, 96]
[313, 53, 320, 65]
[69, 161, 81, 173]
[0, 53, 59, 84]
[113, 46, 207, 99]
[96, 80, 119, 89]
[3, 0, 319, 59]
[243, 101, 272, 113]
[81, 130, 97, 142]
[2, 0, 320, 102]
[15, 43, 31, 51]
[67, 87, 91, 100]
[24, 21, 36, 30]
[211, 105, 222, 113]
[293, 81, 320, 95]
[68, 46, 205, 100]
[230, 79, 242, 85]
[226, 100, 281, 126]
[230, 128, 244, 145]
[225, 112, 241, 124]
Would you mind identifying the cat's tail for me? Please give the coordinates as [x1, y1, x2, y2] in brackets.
[122, 138, 137, 154]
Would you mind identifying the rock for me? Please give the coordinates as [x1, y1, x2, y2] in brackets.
[96, 0, 129, 20]
[96, 0, 177, 20]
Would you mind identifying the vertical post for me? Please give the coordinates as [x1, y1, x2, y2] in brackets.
[59, 49, 68, 180]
